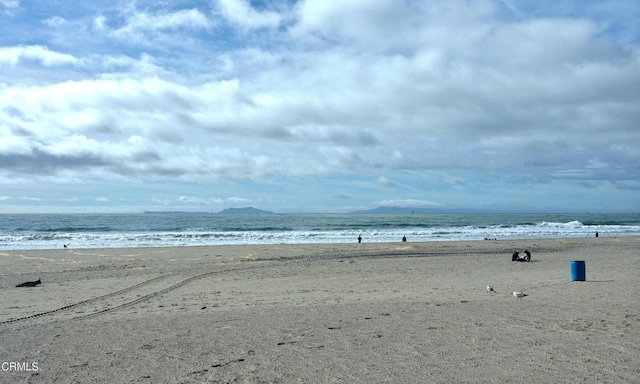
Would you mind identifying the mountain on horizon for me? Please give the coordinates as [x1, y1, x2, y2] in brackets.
[350, 206, 488, 214]
[218, 207, 274, 214]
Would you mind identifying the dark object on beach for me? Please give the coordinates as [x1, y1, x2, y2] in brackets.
[16, 278, 41, 287]
[595, 231, 599, 238]
[357, 235, 362, 243]
[512, 250, 531, 262]
[402, 236, 407, 242]
[511, 249, 531, 261]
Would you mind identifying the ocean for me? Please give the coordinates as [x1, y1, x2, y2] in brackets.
[0, 213, 639, 251]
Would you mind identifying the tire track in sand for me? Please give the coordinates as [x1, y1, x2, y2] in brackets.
[0, 250, 475, 327]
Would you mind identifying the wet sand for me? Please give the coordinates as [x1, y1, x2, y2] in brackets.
[1, 237, 639, 383]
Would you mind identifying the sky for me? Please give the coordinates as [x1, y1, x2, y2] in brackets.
[1, 0, 639, 213]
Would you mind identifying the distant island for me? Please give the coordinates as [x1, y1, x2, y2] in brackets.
[351, 207, 434, 214]
[350, 207, 489, 214]
[218, 207, 274, 214]
[144, 211, 207, 214]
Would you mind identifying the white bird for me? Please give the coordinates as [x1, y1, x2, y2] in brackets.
[513, 291, 527, 298]
[487, 284, 496, 293]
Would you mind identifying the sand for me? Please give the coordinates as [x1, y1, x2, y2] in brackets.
[1, 237, 639, 383]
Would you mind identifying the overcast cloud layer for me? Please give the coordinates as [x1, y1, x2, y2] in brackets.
[1, 0, 639, 213]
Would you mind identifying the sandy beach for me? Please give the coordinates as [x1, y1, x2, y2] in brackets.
[1, 237, 639, 383]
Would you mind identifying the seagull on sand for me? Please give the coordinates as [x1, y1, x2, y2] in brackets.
[513, 291, 527, 298]
[487, 285, 496, 293]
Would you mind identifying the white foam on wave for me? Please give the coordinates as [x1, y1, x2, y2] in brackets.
[539, 220, 584, 228]
[2, 219, 639, 250]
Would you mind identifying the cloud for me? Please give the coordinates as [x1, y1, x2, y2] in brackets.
[216, 0, 281, 30]
[377, 176, 397, 188]
[375, 199, 443, 208]
[17, 196, 41, 201]
[108, 7, 213, 44]
[43, 16, 67, 27]
[0, 195, 41, 201]
[0, 45, 79, 66]
[121, 8, 211, 32]
[152, 197, 170, 205]
[177, 196, 258, 206]
[0, 0, 638, 212]
[1, 0, 18, 7]
[92, 15, 107, 31]
[1, 0, 19, 15]
[179, 196, 224, 205]
[227, 196, 254, 205]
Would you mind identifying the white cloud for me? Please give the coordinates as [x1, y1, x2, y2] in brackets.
[375, 199, 443, 208]
[0, 195, 40, 201]
[93, 15, 107, 31]
[18, 196, 41, 201]
[216, 0, 281, 30]
[377, 177, 397, 188]
[0, 45, 78, 66]
[1, 0, 18, 7]
[179, 196, 224, 205]
[1, 0, 19, 15]
[0, 0, 638, 212]
[0, 135, 31, 155]
[111, 8, 212, 41]
[227, 197, 254, 205]
[43, 16, 67, 27]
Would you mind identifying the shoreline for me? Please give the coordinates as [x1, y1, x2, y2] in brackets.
[1, 233, 629, 253]
[0, 236, 621, 277]
[1, 236, 639, 382]
[3, 211, 637, 251]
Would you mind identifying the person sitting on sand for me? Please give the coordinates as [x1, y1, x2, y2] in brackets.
[512, 251, 520, 261]
[523, 250, 531, 262]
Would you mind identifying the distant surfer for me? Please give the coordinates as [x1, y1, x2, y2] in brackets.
[402, 235, 407, 242]
[595, 231, 599, 238]
[357, 235, 362, 243]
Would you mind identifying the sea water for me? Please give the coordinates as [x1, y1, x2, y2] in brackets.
[0, 213, 638, 250]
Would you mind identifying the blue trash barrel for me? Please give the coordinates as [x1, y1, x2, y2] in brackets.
[571, 260, 586, 281]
